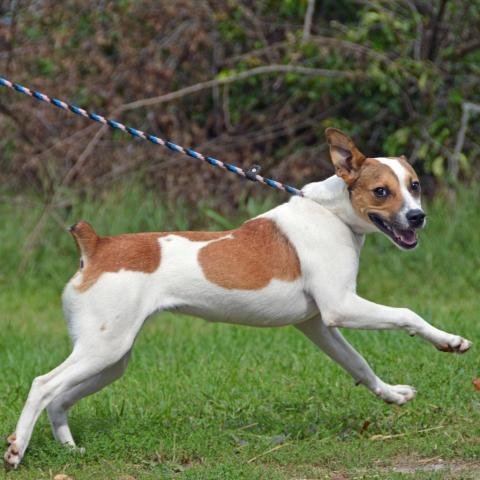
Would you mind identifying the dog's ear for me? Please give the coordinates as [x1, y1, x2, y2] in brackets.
[325, 128, 366, 185]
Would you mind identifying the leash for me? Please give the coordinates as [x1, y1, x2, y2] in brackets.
[0, 77, 303, 196]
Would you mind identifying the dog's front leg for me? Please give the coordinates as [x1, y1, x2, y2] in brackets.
[296, 316, 416, 405]
[320, 293, 472, 353]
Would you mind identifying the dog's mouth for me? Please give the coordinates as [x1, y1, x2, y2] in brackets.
[368, 213, 418, 249]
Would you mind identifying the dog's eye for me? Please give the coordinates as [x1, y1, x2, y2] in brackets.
[411, 181, 421, 193]
[373, 187, 389, 198]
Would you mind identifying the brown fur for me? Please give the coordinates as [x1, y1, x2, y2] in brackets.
[174, 231, 228, 241]
[69, 221, 99, 259]
[326, 128, 366, 185]
[198, 218, 301, 290]
[72, 219, 300, 292]
[349, 158, 403, 222]
[75, 232, 163, 292]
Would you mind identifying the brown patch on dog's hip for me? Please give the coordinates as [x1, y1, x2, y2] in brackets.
[76, 232, 163, 292]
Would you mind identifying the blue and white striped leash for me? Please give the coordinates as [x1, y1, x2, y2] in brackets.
[0, 77, 303, 196]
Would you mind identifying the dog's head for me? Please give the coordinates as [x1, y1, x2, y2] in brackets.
[326, 128, 425, 250]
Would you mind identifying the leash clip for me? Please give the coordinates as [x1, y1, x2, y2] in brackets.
[245, 164, 261, 181]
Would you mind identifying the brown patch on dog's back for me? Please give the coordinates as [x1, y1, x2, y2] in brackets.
[176, 231, 229, 242]
[349, 158, 403, 222]
[198, 218, 301, 290]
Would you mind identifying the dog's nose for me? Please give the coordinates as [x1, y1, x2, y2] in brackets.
[406, 209, 426, 228]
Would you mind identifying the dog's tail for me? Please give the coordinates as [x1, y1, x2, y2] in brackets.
[68, 221, 99, 261]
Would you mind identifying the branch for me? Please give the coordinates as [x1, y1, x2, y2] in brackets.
[302, 0, 316, 43]
[18, 124, 109, 272]
[403, 0, 423, 60]
[6, 0, 20, 73]
[235, 2, 275, 62]
[455, 38, 480, 58]
[223, 36, 407, 76]
[450, 102, 480, 179]
[427, 0, 448, 61]
[61, 124, 109, 186]
[117, 64, 362, 113]
[0, 102, 33, 145]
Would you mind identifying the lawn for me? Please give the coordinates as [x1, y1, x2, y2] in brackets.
[0, 187, 479, 479]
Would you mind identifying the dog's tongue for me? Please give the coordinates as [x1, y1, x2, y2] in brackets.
[394, 227, 417, 245]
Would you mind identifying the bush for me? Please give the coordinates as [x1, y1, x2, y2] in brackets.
[0, 0, 478, 208]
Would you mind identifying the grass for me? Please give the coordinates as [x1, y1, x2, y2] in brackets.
[0, 186, 479, 479]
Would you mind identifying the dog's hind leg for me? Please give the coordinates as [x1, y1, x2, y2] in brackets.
[296, 316, 416, 405]
[4, 336, 134, 469]
[47, 350, 131, 447]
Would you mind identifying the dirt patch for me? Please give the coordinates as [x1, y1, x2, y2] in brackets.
[285, 458, 480, 479]
[391, 457, 480, 476]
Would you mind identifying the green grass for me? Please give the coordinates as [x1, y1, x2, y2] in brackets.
[0, 186, 479, 479]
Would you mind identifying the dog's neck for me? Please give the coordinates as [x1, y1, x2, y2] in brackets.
[301, 175, 374, 234]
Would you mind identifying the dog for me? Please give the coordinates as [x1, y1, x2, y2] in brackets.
[5, 128, 472, 468]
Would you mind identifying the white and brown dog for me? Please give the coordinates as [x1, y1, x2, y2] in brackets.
[5, 128, 472, 468]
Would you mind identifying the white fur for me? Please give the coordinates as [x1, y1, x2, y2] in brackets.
[376, 157, 423, 224]
[5, 174, 471, 469]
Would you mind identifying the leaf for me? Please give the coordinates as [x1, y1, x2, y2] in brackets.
[417, 143, 429, 160]
[418, 72, 428, 91]
[459, 153, 471, 173]
[432, 156, 445, 177]
[393, 127, 410, 146]
[216, 69, 234, 80]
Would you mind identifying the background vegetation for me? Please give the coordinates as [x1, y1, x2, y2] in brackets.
[0, 1, 479, 478]
[0, 0, 479, 206]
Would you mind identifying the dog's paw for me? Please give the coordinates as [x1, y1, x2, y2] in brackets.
[436, 335, 472, 354]
[4, 441, 21, 470]
[64, 443, 85, 455]
[375, 383, 416, 406]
